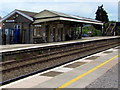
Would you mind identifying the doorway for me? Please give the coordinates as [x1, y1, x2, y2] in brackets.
[46, 25, 50, 42]
[13, 24, 21, 44]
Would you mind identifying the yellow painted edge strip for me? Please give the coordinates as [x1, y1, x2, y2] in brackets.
[56, 54, 120, 89]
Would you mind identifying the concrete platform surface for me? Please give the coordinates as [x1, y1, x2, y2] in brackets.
[0, 36, 119, 53]
[0, 46, 119, 89]
[86, 63, 118, 88]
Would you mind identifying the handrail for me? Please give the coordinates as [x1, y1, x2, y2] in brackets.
[111, 23, 116, 33]
[106, 23, 111, 33]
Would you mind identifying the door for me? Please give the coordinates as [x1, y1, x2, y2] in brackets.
[13, 25, 20, 43]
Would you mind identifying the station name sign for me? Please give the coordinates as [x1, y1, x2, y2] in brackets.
[5, 20, 15, 22]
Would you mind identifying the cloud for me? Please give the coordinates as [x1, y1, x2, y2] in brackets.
[0, 1, 118, 21]
[0, 0, 119, 3]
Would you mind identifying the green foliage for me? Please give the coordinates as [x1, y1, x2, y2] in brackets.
[75, 27, 80, 31]
[82, 25, 102, 36]
[96, 30, 102, 36]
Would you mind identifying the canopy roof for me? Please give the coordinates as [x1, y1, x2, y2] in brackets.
[33, 10, 103, 25]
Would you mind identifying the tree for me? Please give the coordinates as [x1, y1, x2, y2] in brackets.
[95, 4, 109, 23]
[94, 5, 109, 30]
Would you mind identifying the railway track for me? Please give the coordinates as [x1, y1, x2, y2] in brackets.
[0, 38, 120, 85]
[1, 41, 117, 71]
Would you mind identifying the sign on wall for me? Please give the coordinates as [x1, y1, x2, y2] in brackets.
[24, 27, 28, 30]
[6, 20, 15, 22]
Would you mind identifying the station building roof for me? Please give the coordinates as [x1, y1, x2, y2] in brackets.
[33, 10, 103, 25]
[0, 9, 103, 25]
[1, 9, 38, 22]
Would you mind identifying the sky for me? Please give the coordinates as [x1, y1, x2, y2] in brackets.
[0, 0, 119, 21]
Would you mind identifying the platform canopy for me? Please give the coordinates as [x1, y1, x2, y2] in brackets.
[33, 10, 103, 25]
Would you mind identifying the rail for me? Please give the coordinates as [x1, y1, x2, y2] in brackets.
[0, 37, 120, 85]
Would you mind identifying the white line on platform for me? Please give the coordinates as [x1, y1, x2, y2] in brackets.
[0, 46, 119, 88]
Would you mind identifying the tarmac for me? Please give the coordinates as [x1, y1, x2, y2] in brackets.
[86, 63, 118, 88]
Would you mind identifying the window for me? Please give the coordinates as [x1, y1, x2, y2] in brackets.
[14, 25, 21, 29]
[34, 25, 42, 37]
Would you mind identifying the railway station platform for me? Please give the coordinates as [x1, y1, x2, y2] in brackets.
[0, 36, 120, 53]
[1, 45, 119, 89]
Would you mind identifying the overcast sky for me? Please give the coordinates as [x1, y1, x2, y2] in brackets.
[0, 0, 119, 21]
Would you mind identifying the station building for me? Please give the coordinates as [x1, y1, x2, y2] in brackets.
[1, 9, 37, 44]
[1, 9, 103, 44]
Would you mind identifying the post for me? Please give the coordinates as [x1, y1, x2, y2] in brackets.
[79, 24, 83, 39]
[102, 25, 104, 36]
[30, 24, 34, 44]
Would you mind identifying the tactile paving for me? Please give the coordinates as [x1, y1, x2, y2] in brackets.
[103, 51, 113, 53]
[85, 56, 100, 60]
[64, 62, 86, 68]
[40, 71, 63, 77]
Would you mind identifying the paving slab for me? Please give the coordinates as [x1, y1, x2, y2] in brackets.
[40, 71, 63, 77]
[78, 60, 93, 63]
[64, 62, 86, 68]
[85, 56, 100, 60]
[52, 67, 73, 73]
[67, 57, 118, 88]
[103, 51, 113, 53]
[33, 47, 118, 88]
[2, 76, 52, 88]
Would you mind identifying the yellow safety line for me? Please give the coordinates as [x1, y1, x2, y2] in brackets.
[56, 54, 120, 89]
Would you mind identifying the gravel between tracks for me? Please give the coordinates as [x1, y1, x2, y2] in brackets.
[1, 39, 119, 83]
[86, 63, 119, 88]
